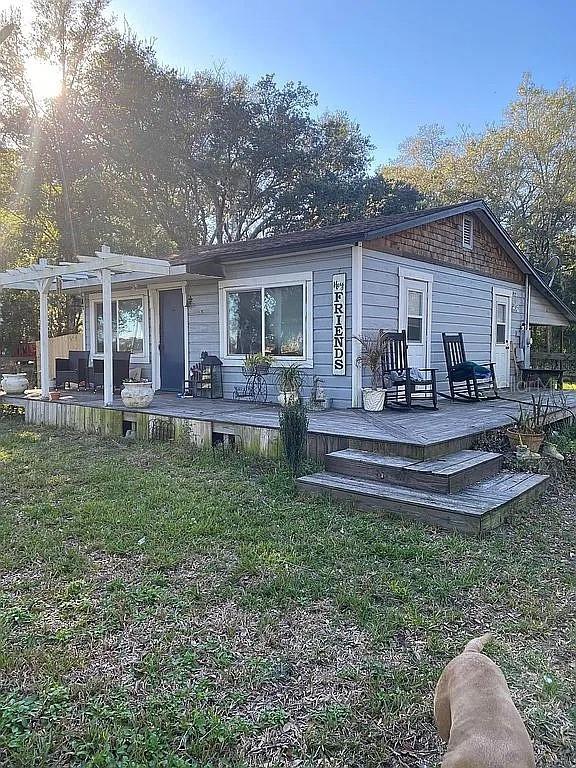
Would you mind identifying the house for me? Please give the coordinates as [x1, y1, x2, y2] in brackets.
[2, 202, 575, 532]
[76, 199, 573, 407]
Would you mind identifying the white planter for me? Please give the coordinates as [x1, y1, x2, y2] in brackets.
[1, 373, 29, 395]
[362, 387, 386, 411]
[121, 381, 154, 409]
[278, 390, 300, 407]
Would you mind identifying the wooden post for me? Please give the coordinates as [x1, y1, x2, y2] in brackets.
[38, 277, 51, 399]
[101, 267, 114, 406]
[351, 241, 363, 407]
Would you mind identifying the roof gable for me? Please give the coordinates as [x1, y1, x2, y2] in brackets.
[172, 199, 575, 323]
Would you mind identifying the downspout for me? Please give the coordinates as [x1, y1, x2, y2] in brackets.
[524, 274, 531, 368]
[351, 241, 363, 407]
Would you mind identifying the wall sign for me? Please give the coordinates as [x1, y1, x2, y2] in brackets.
[332, 273, 346, 375]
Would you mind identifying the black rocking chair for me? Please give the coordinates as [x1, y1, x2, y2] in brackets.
[441, 333, 499, 401]
[381, 330, 438, 410]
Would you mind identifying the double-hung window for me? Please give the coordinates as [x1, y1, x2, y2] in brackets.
[219, 274, 312, 365]
[91, 294, 148, 362]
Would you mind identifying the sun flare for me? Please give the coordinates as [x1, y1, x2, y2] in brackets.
[25, 57, 62, 102]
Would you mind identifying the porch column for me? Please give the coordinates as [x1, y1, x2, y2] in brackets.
[38, 278, 51, 399]
[351, 242, 363, 407]
[101, 268, 114, 406]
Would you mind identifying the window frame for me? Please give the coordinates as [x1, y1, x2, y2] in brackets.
[89, 290, 150, 364]
[218, 273, 313, 367]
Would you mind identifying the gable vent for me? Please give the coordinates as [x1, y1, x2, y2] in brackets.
[462, 215, 474, 250]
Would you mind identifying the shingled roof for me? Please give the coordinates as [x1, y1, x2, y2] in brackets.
[171, 199, 575, 322]
[171, 201, 481, 265]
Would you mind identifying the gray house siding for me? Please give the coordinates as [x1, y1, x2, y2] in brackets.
[187, 247, 353, 408]
[362, 248, 526, 390]
[529, 289, 568, 327]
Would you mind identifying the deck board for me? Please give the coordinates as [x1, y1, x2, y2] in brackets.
[4, 389, 576, 458]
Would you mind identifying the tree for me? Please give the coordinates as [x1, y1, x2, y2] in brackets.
[0, 3, 422, 345]
[381, 76, 576, 302]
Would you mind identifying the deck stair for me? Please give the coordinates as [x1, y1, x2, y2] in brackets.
[297, 448, 549, 533]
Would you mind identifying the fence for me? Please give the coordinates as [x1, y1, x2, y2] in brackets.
[36, 332, 84, 383]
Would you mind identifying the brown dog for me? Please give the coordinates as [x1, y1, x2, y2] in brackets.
[434, 633, 536, 768]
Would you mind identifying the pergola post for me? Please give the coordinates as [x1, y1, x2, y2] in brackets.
[101, 267, 114, 406]
[38, 277, 51, 399]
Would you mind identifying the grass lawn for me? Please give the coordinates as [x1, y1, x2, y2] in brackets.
[0, 416, 574, 767]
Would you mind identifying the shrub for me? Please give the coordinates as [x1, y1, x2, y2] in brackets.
[279, 401, 308, 475]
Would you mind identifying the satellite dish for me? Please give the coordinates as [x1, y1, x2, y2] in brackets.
[543, 254, 561, 287]
[544, 254, 560, 272]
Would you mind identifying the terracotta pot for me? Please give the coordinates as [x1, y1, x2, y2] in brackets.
[121, 381, 154, 408]
[49, 391, 61, 401]
[1, 373, 28, 394]
[506, 429, 544, 453]
[362, 387, 386, 412]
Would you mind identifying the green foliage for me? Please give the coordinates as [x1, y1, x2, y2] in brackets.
[276, 363, 304, 393]
[0, 4, 422, 344]
[244, 352, 274, 371]
[354, 329, 388, 389]
[279, 401, 308, 475]
[381, 75, 576, 308]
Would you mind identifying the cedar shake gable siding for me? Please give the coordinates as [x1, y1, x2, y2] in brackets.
[365, 214, 524, 285]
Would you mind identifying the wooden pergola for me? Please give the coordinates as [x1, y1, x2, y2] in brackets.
[0, 246, 171, 405]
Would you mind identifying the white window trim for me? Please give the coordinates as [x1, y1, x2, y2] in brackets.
[463, 215, 474, 250]
[89, 290, 150, 364]
[218, 272, 314, 367]
[398, 266, 433, 369]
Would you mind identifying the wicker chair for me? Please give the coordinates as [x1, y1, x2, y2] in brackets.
[55, 351, 90, 390]
[89, 352, 131, 392]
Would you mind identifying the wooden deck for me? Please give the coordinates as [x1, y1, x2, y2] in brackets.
[4, 388, 576, 460]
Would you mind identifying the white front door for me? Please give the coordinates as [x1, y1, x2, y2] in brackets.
[399, 272, 432, 369]
[492, 290, 512, 387]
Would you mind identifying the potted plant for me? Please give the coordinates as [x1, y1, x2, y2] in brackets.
[121, 378, 155, 408]
[276, 363, 304, 407]
[243, 352, 274, 375]
[0, 363, 29, 395]
[354, 330, 389, 411]
[506, 394, 551, 453]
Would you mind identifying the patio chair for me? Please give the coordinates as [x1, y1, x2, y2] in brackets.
[55, 351, 90, 390]
[442, 333, 498, 401]
[89, 352, 131, 392]
[381, 331, 438, 410]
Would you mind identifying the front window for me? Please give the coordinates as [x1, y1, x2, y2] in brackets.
[222, 279, 309, 360]
[94, 296, 146, 356]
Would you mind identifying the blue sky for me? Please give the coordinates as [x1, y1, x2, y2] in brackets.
[109, 1, 574, 165]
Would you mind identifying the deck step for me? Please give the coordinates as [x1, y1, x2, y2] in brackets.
[325, 448, 503, 493]
[296, 470, 549, 533]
